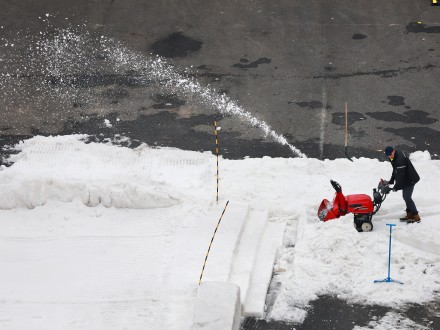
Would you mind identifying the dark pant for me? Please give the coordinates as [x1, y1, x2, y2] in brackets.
[403, 185, 418, 215]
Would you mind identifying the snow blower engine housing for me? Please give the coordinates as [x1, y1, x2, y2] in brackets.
[318, 179, 391, 232]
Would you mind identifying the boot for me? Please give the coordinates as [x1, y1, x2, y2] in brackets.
[407, 213, 421, 223]
[400, 211, 413, 221]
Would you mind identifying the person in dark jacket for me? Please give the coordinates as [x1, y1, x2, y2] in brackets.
[384, 146, 421, 223]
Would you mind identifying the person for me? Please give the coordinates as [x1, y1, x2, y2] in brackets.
[384, 146, 421, 223]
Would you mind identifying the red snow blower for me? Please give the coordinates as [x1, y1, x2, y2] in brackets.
[318, 179, 391, 232]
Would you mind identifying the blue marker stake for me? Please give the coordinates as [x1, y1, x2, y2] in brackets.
[374, 224, 403, 284]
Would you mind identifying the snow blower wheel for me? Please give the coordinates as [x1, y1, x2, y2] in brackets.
[353, 214, 374, 232]
[354, 221, 373, 232]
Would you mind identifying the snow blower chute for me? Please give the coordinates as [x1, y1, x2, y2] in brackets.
[318, 179, 391, 232]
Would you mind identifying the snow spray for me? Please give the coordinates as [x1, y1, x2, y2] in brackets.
[374, 224, 403, 284]
[0, 22, 305, 157]
[199, 200, 229, 285]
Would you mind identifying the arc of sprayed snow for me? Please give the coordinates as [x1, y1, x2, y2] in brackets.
[214, 93, 305, 158]
[75, 35, 307, 158]
[148, 60, 307, 158]
[4, 26, 303, 158]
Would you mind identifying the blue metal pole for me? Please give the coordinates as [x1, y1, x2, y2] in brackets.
[387, 224, 393, 279]
[374, 223, 402, 284]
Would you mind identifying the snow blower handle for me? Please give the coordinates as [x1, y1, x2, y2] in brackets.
[378, 179, 392, 195]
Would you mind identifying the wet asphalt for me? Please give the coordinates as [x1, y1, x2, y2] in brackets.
[1, 0, 440, 329]
[241, 295, 440, 330]
[1, 0, 440, 161]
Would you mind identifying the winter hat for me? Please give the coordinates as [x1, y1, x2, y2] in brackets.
[384, 146, 394, 156]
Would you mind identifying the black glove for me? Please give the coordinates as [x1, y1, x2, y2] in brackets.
[382, 186, 391, 194]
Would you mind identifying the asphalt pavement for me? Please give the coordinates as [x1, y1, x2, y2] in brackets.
[1, 0, 440, 161]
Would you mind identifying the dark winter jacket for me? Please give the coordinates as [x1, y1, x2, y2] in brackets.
[389, 150, 420, 191]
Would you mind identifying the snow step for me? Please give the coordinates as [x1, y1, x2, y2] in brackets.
[202, 202, 249, 282]
[242, 218, 286, 318]
[193, 282, 241, 330]
[228, 207, 268, 307]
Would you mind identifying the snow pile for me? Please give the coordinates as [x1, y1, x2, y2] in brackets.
[0, 135, 203, 209]
[354, 312, 430, 330]
[410, 150, 431, 162]
[0, 135, 439, 329]
[270, 215, 440, 323]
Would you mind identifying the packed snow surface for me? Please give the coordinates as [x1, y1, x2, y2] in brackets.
[0, 135, 439, 329]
